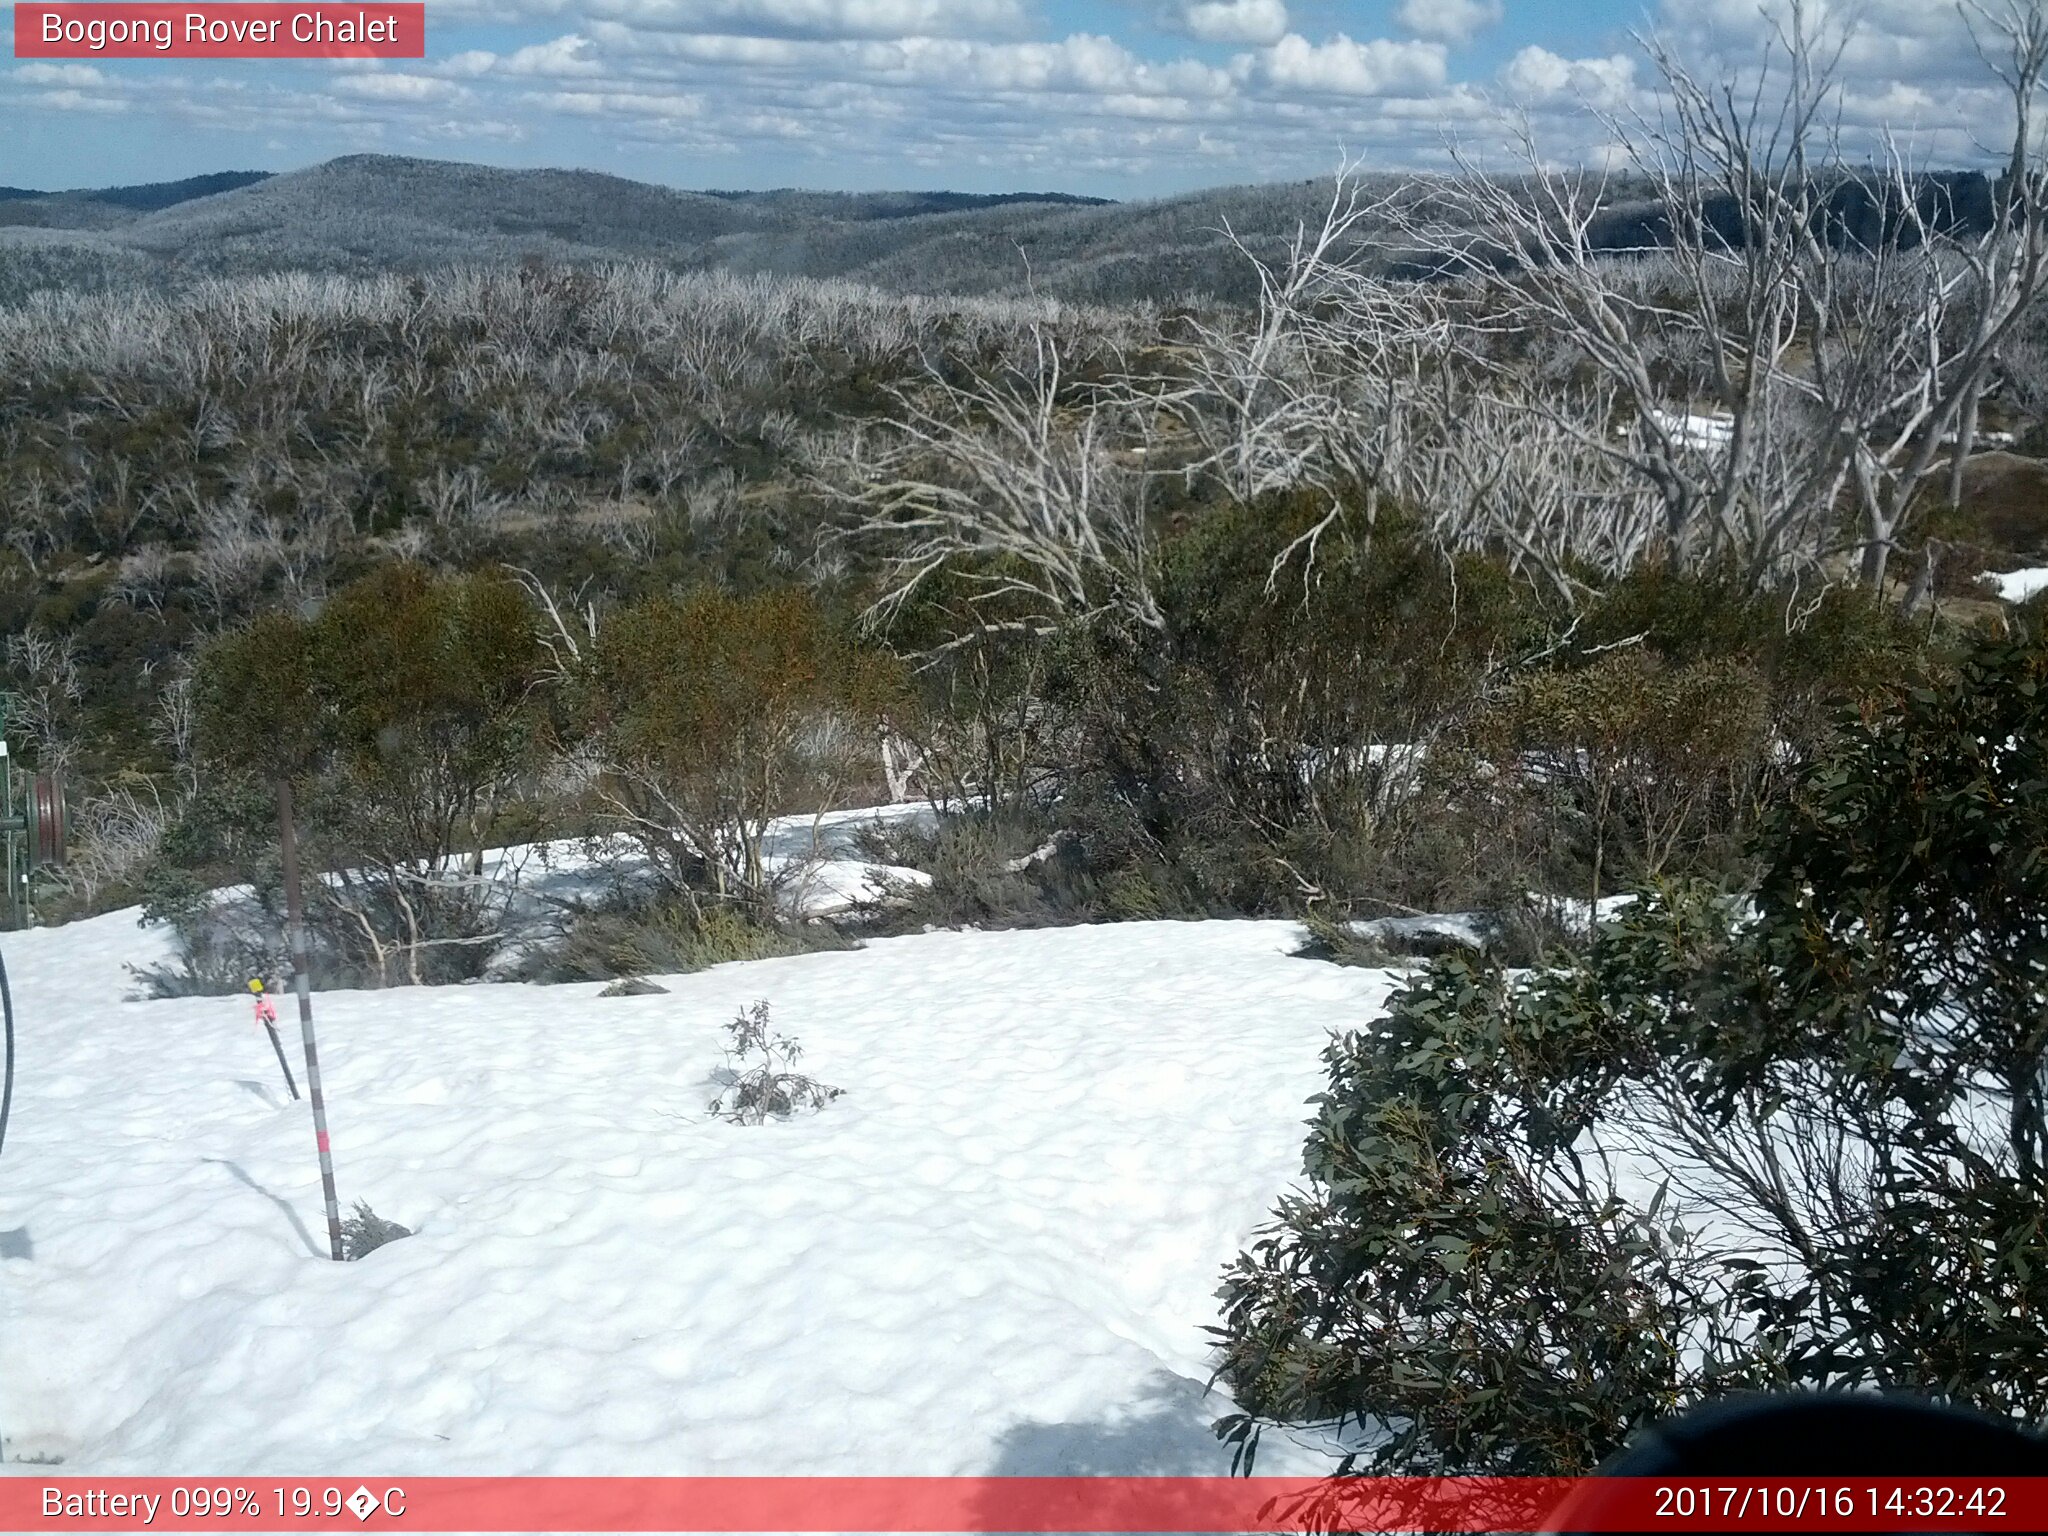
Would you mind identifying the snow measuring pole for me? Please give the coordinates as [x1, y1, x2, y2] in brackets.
[277, 778, 345, 1261]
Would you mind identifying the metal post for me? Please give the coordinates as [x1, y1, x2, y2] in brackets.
[263, 1016, 301, 1101]
[277, 778, 345, 1261]
[1, 695, 16, 932]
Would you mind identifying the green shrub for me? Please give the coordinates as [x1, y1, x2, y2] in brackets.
[1577, 565, 1927, 744]
[1058, 499, 1548, 919]
[522, 896, 848, 983]
[573, 585, 901, 912]
[181, 562, 548, 986]
[1216, 615, 2048, 1473]
[858, 810, 1111, 931]
[1472, 649, 1773, 905]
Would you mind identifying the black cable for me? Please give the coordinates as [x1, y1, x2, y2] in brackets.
[0, 939, 12, 1161]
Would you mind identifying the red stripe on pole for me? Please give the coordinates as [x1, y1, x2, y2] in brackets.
[13, 4, 426, 59]
[315, 1130, 330, 1153]
[7, 1477, 2048, 1532]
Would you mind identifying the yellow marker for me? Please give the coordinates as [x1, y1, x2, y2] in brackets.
[248, 978, 265, 994]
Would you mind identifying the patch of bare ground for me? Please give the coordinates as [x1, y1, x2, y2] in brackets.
[1924, 451, 2048, 598]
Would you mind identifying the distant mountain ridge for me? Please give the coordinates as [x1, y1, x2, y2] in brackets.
[1, 158, 1109, 219]
[699, 187, 1114, 219]
[0, 152, 2004, 310]
[0, 169, 271, 211]
[84, 169, 276, 211]
[0, 153, 1335, 304]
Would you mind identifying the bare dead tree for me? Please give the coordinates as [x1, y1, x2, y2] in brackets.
[1342, 0, 2047, 591]
[152, 672, 199, 796]
[1163, 171, 1409, 506]
[189, 498, 273, 621]
[48, 782, 170, 907]
[1418, 387, 1669, 591]
[109, 543, 179, 615]
[1129, 169, 1479, 589]
[2, 624, 84, 778]
[418, 465, 502, 530]
[3, 472, 63, 572]
[829, 327, 1164, 643]
[506, 565, 598, 682]
[254, 508, 347, 602]
[1792, 0, 2048, 584]
[1388, 67, 1848, 584]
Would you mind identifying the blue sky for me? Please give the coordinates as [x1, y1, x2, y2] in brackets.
[0, 1, 2013, 198]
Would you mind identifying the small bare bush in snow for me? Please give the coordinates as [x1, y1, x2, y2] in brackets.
[709, 1000, 842, 1124]
[340, 1201, 413, 1261]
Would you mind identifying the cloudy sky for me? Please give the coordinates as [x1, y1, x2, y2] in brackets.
[0, 0, 2024, 198]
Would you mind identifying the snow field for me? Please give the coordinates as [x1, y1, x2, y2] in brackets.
[1983, 566, 2048, 603]
[0, 908, 1387, 1476]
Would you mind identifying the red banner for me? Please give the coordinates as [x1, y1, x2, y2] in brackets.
[3, 1477, 2045, 1532]
[13, 4, 425, 58]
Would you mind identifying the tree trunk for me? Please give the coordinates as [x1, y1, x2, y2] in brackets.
[1948, 386, 1981, 511]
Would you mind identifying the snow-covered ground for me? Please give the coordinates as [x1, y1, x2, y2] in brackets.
[1982, 566, 2048, 603]
[1645, 409, 1735, 452]
[471, 800, 939, 929]
[0, 903, 1388, 1476]
[185, 804, 938, 986]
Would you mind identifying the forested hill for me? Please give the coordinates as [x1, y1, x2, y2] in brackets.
[0, 154, 1365, 305]
[0, 153, 2008, 308]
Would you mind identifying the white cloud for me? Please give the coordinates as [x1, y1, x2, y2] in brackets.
[423, 118, 528, 141]
[1395, 0, 1502, 47]
[332, 73, 469, 102]
[13, 62, 106, 87]
[585, 26, 805, 64]
[24, 87, 128, 113]
[19, 0, 2028, 198]
[1645, 0, 2022, 169]
[1652, 0, 1981, 85]
[438, 49, 502, 76]
[881, 33, 1232, 97]
[1178, 0, 1287, 47]
[578, 0, 1023, 39]
[1499, 45, 1637, 112]
[503, 35, 610, 75]
[593, 24, 1233, 97]
[1248, 32, 1448, 97]
[542, 86, 704, 117]
[1096, 92, 1206, 119]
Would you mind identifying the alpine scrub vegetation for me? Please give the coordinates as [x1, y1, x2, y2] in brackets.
[574, 585, 901, 915]
[167, 563, 550, 987]
[1215, 616, 2048, 1474]
[161, 566, 899, 989]
[11, 0, 2048, 1489]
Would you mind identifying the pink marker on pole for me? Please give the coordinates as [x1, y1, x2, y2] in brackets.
[251, 979, 299, 1102]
